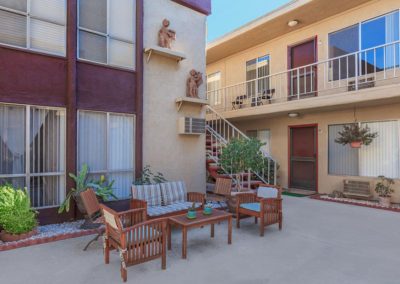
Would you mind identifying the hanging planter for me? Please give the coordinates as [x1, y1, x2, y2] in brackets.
[335, 123, 378, 148]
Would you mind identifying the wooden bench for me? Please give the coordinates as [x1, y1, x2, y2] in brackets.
[343, 180, 372, 200]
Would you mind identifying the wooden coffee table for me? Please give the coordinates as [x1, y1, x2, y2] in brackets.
[168, 209, 232, 259]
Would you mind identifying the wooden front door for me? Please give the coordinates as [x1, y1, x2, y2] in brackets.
[289, 125, 317, 191]
[288, 38, 317, 99]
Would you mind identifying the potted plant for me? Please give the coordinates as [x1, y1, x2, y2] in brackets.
[203, 203, 213, 215]
[134, 165, 167, 185]
[187, 202, 197, 219]
[58, 164, 117, 214]
[0, 185, 38, 242]
[335, 123, 378, 148]
[375, 176, 395, 207]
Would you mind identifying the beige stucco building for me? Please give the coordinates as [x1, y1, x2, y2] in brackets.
[206, 0, 400, 201]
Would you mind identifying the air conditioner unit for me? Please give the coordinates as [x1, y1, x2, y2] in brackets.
[178, 117, 205, 135]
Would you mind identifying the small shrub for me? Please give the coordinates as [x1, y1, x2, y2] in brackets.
[375, 176, 395, 197]
[134, 165, 167, 185]
[0, 185, 38, 235]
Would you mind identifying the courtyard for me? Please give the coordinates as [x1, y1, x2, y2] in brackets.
[1, 196, 399, 284]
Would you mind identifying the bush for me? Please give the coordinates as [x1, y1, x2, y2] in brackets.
[0, 185, 38, 235]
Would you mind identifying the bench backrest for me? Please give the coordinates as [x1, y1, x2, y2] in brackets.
[131, 184, 163, 207]
[160, 181, 187, 205]
[132, 181, 187, 206]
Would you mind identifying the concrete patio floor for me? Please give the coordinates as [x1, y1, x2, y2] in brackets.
[1, 196, 400, 284]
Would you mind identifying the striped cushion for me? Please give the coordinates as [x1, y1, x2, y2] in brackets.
[147, 202, 202, 217]
[131, 184, 162, 207]
[206, 201, 228, 209]
[160, 181, 187, 205]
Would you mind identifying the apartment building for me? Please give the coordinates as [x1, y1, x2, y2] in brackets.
[206, 0, 400, 201]
[0, 0, 211, 223]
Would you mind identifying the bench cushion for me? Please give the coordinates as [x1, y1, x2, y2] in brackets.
[160, 181, 187, 205]
[240, 202, 260, 212]
[131, 184, 162, 207]
[206, 201, 228, 209]
[147, 202, 202, 217]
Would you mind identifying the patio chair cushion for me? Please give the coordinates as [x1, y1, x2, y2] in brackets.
[160, 181, 187, 205]
[147, 202, 202, 217]
[206, 201, 228, 209]
[240, 202, 260, 212]
[131, 184, 162, 207]
[257, 187, 278, 199]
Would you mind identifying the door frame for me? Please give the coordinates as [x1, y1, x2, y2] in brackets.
[288, 124, 318, 192]
[287, 36, 318, 98]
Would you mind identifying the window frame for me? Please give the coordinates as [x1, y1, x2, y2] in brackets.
[0, 103, 67, 209]
[245, 54, 271, 97]
[327, 120, 400, 179]
[77, 0, 136, 70]
[207, 71, 222, 105]
[0, 1, 67, 57]
[77, 110, 136, 200]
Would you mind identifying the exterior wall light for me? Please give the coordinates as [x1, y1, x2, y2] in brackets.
[288, 20, 299, 27]
[288, 112, 299, 118]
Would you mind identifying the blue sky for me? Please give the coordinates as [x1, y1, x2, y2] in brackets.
[207, 0, 292, 42]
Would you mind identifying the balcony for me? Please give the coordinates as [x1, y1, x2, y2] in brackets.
[207, 41, 400, 119]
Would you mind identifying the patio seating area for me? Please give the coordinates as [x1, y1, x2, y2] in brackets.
[1, 196, 399, 284]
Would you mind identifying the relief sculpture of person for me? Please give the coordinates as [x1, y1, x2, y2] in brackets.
[158, 19, 176, 49]
[186, 69, 203, 98]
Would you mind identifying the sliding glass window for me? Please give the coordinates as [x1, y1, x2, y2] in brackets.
[78, 111, 135, 199]
[0, 104, 66, 208]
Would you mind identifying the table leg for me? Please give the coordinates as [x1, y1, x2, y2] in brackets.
[211, 223, 215, 238]
[168, 223, 172, 250]
[228, 216, 232, 245]
[182, 227, 187, 259]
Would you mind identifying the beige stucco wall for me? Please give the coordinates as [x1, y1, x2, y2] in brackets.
[143, 0, 207, 192]
[234, 103, 400, 202]
[206, 0, 400, 87]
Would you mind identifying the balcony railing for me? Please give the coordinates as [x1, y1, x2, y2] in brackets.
[207, 41, 400, 112]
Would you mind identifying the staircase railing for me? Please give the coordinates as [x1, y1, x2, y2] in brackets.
[206, 105, 278, 185]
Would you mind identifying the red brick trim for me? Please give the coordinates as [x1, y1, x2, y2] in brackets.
[0, 229, 101, 252]
[310, 195, 400, 213]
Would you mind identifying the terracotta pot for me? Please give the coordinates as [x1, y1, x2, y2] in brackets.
[0, 228, 38, 242]
[378, 196, 391, 207]
[350, 141, 362, 148]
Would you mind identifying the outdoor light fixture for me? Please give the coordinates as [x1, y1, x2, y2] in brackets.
[288, 20, 299, 27]
[288, 112, 299, 118]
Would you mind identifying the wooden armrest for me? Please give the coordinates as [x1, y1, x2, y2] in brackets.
[122, 218, 167, 234]
[187, 192, 205, 205]
[130, 198, 147, 209]
[117, 208, 147, 226]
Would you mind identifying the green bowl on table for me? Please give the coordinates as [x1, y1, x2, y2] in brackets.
[186, 210, 197, 219]
[203, 207, 213, 215]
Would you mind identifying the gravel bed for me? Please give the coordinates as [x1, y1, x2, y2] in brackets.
[319, 195, 400, 209]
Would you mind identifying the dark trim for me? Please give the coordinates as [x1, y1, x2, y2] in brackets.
[135, 0, 144, 178]
[171, 0, 211, 15]
[66, 0, 78, 221]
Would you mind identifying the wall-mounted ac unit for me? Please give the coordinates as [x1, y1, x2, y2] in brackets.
[178, 117, 205, 135]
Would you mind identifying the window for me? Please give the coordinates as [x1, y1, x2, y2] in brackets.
[0, 104, 66, 208]
[0, 0, 66, 56]
[246, 129, 271, 154]
[246, 55, 270, 98]
[78, 111, 135, 199]
[207, 72, 221, 105]
[328, 10, 400, 80]
[78, 0, 136, 69]
[328, 121, 400, 178]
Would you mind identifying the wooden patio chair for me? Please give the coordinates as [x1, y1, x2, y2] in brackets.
[236, 184, 282, 236]
[79, 188, 105, 251]
[207, 177, 232, 203]
[100, 204, 167, 282]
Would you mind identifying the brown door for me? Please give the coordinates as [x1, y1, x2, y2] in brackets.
[289, 125, 317, 191]
[288, 38, 317, 99]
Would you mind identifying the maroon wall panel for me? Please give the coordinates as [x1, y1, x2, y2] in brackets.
[172, 0, 211, 15]
[77, 62, 136, 114]
[0, 47, 67, 107]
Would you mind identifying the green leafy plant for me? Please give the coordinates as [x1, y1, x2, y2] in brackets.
[0, 185, 38, 235]
[188, 202, 197, 212]
[58, 164, 116, 213]
[134, 165, 167, 185]
[335, 123, 378, 146]
[375, 176, 395, 197]
[220, 138, 265, 174]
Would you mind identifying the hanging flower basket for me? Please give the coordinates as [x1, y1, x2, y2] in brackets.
[335, 123, 378, 148]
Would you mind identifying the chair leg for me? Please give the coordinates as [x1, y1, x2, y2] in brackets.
[104, 236, 110, 264]
[121, 265, 127, 282]
[259, 215, 264, 237]
[83, 232, 101, 251]
[236, 213, 240, 228]
[254, 217, 258, 224]
[279, 214, 283, 230]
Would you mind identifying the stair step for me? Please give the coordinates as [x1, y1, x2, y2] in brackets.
[207, 165, 221, 171]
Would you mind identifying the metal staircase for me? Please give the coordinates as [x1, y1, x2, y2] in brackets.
[205, 105, 278, 188]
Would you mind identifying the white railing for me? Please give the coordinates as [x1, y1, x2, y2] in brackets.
[207, 41, 400, 112]
[206, 105, 277, 185]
